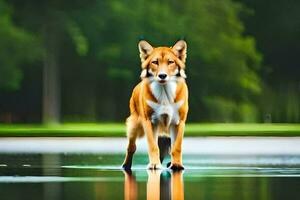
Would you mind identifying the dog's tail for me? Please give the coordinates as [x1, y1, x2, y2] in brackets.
[158, 136, 171, 163]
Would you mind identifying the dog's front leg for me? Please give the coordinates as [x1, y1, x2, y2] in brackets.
[142, 119, 162, 169]
[170, 121, 185, 170]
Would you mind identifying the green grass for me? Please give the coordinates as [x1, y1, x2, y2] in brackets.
[0, 123, 299, 137]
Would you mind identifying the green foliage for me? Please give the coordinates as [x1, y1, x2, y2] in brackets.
[184, 0, 262, 93]
[261, 84, 300, 123]
[203, 96, 258, 122]
[203, 96, 237, 122]
[0, 0, 41, 90]
[0, 0, 269, 122]
[238, 102, 258, 122]
[66, 20, 89, 56]
[105, 0, 262, 121]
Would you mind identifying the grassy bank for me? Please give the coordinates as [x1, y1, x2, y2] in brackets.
[0, 123, 300, 137]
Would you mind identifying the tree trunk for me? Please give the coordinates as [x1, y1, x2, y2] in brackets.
[42, 21, 61, 124]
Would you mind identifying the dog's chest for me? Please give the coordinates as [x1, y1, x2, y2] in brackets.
[149, 81, 177, 104]
[148, 81, 180, 126]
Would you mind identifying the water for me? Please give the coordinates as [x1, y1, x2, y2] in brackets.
[1, 153, 300, 200]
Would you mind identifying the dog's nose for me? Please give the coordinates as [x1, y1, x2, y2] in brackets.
[158, 73, 167, 80]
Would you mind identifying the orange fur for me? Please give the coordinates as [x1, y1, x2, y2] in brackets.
[122, 40, 189, 170]
[123, 170, 184, 200]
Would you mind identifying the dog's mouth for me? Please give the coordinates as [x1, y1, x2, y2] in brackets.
[158, 80, 167, 84]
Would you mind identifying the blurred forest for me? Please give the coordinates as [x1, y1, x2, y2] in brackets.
[0, 0, 299, 123]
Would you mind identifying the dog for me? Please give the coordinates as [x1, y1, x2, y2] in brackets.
[122, 40, 188, 170]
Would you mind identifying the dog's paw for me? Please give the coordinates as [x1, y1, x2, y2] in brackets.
[147, 163, 163, 170]
[168, 163, 184, 171]
[121, 163, 132, 171]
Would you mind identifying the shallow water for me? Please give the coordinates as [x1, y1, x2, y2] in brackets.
[0, 153, 300, 200]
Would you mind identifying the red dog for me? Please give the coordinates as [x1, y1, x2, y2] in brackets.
[122, 40, 188, 170]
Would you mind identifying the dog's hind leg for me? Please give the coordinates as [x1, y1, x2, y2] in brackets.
[122, 137, 136, 170]
[158, 136, 171, 163]
[122, 116, 140, 170]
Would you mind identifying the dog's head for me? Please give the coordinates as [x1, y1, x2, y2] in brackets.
[138, 40, 187, 84]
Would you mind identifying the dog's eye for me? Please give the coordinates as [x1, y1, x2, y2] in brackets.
[152, 60, 158, 65]
[168, 60, 174, 65]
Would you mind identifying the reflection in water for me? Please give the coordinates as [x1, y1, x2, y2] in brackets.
[124, 171, 138, 200]
[1, 153, 300, 200]
[124, 170, 184, 200]
[147, 170, 161, 200]
[42, 154, 62, 200]
[171, 172, 184, 200]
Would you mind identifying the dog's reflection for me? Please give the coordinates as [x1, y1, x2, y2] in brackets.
[123, 170, 184, 200]
[124, 170, 138, 200]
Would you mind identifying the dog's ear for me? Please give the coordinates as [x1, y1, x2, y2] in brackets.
[138, 40, 153, 63]
[172, 40, 187, 63]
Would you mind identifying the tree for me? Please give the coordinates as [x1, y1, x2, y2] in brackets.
[93, 0, 263, 122]
[0, 0, 41, 91]
[182, 0, 263, 121]
[1, 0, 263, 123]
[241, 0, 300, 122]
[8, 0, 96, 124]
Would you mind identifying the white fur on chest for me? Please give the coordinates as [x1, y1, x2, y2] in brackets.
[147, 81, 183, 126]
[149, 81, 177, 104]
[147, 100, 183, 125]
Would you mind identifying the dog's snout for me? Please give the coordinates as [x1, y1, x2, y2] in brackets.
[158, 73, 167, 80]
